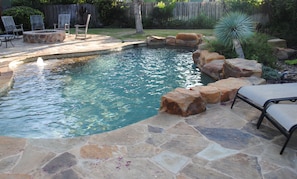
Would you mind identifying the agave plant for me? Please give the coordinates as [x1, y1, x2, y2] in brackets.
[214, 12, 254, 59]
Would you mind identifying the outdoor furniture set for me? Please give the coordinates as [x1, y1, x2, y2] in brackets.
[1, 13, 91, 47]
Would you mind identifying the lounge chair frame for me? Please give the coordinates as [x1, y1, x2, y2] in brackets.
[261, 104, 297, 154]
[231, 83, 297, 154]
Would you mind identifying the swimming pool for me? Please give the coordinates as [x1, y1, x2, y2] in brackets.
[0, 47, 213, 138]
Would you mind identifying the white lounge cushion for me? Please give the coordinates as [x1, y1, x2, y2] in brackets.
[238, 83, 297, 107]
[267, 104, 297, 131]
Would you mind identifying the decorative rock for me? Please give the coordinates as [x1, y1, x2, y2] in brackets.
[268, 38, 287, 48]
[192, 49, 202, 65]
[242, 76, 266, 85]
[208, 77, 251, 102]
[198, 42, 208, 50]
[192, 50, 225, 67]
[190, 86, 221, 104]
[274, 47, 297, 60]
[165, 36, 176, 46]
[223, 58, 262, 78]
[200, 60, 225, 80]
[146, 35, 166, 46]
[203, 52, 225, 66]
[160, 88, 206, 117]
[176, 33, 202, 47]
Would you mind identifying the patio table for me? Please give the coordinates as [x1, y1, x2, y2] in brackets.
[0, 34, 15, 48]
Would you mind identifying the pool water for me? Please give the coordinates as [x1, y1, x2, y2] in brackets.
[0, 47, 213, 138]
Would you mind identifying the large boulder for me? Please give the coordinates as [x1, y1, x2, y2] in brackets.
[208, 77, 252, 102]
[200, 60, 225, 80]
[274, 47, 297, 61]
[146, 35, 166, 46]
[165, 36, 176, 46]
[176, 33, 203, 47]
[160, 88, 206, 116]
[190, 86, 221, 104]
[192, 50, 225, 67]
[223, 58, 262, 78]
[267, 38, 287, 48]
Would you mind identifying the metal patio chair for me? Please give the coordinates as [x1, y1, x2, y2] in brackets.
[54, 14, 71, 34]
[1, 16, 23, 38]
[30, 15, 45, 31]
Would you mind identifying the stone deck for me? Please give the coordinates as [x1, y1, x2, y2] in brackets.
[0, 35, 296, 179]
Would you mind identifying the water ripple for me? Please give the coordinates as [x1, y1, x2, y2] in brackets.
[0, 47, 213, 138]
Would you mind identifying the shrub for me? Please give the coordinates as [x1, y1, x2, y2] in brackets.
[94, 0, 129, 27]
[205, 39, 237, 59]
[262, 66, 281, 81]
[150, 2, 175, 28]
[2, 6, 44, 30]
[224, 0, 262, 15]
[206, 33, 277, 68]
[214, 12, 254, 48]
[242, 33, 277, 67]
[262, 0, 297, 47]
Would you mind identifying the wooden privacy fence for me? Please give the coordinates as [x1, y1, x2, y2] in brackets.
[43, 2, 225, 28]
[173, 2, 225, 20]
[43, 4, 99, 28]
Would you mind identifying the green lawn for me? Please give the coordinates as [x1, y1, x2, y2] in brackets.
[76, 28, 214, 41]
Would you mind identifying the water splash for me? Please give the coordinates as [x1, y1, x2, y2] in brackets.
[36, 57, 45, 66]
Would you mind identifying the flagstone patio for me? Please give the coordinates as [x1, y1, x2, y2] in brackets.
[0, 35, 296, 179]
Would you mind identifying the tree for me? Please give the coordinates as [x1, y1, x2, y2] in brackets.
[133, 0, 144, 34]
[214, 12, 254, 59]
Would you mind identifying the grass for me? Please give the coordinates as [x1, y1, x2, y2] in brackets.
[74, 28, 214, 41]
[285, 59, 297, 65]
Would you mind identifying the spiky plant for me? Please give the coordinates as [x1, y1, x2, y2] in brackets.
[214, 12, 254, 59]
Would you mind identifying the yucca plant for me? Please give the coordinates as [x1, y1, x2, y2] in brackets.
[214, 12, 254, 59]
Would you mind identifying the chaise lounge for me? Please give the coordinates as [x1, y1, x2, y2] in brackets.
[231, 82, 297, 113]
[231, 82, 297, 154]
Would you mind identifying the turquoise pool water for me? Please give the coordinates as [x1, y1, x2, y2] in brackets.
[0, 47, 213, 138]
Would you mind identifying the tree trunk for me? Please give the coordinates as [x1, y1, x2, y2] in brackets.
[133, 0, 144, 34]
[233, 39, 245, 59]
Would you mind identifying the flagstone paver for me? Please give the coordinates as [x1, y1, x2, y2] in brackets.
[0, 35, 296, 178]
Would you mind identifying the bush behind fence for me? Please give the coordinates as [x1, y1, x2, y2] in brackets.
[43, 2, 225, 28]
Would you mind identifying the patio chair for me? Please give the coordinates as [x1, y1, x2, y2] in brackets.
[1, 16, 24, 38]
[54, 14, 71, 34]
[75, 14, 91, 39]
[231, 83, 297, 127]
[261, 104, 297, 154]
[30, 15, 45, 31]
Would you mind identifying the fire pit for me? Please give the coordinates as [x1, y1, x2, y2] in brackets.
[23, 30, 65, 43]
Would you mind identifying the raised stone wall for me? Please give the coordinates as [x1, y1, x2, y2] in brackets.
[23, 30, 66, 43]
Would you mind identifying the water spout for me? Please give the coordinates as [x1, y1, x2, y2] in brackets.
[37, 57, 45, 66]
